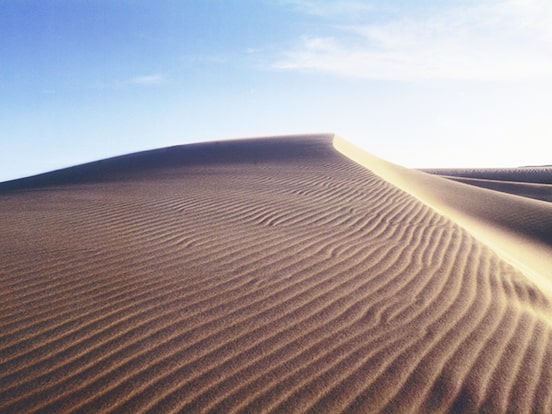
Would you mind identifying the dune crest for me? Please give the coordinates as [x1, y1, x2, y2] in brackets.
[333, 136, 552, 301]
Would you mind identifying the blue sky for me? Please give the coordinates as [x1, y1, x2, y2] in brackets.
[1, 0, 552, 182]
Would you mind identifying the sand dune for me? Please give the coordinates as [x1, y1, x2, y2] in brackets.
[432, 176, 552, 203]
[423, 167, 552, 203]
[1, 134, 551, 413]
[423, 166, 552, 185]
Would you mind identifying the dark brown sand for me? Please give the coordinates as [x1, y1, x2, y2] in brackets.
[1, 135, 551, 413]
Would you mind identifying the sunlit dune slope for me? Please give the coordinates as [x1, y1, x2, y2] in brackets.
[1, 134, 551, 413]
[335, 137, 552, 297]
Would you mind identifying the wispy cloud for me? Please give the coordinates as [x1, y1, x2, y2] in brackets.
[90, 73, 167, 91]
[274, 0, 552, 81]
[179, 54, 227, 64]
[125, 74, 166, 85]
[277, 0, 375, 17]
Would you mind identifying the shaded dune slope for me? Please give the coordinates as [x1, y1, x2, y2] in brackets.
[1, 135, 552, 413]
[0, 137, 324, 192]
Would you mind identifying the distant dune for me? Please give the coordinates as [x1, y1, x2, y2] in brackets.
[423, 167, 552, 203]
[1, 134, 551, 413]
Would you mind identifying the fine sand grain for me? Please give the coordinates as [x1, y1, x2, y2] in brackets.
[1, 134, 551, 413]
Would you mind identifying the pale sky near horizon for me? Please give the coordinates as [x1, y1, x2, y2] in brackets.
[1, 0, 552, 182]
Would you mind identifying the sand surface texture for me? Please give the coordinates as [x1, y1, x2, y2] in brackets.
[1, 135, 551, 413]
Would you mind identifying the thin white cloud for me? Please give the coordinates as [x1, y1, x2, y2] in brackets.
[125, 74, 166, 85]
[245, 47, 262, 54]
[277, 0, 375, 16]
[275, 0, 552, 81]
[179, 54, 227, 64]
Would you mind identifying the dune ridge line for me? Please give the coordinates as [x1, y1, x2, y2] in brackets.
[333, 135, 552, 302]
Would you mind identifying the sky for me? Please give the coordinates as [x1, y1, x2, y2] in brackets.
[1, 0, 552, 182]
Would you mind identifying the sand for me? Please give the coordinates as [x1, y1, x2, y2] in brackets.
[1, 134, 551, 413]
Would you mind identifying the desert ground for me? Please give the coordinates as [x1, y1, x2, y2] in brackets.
[1, 134, 551, 413]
